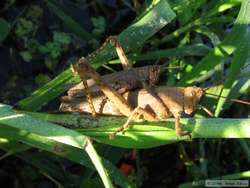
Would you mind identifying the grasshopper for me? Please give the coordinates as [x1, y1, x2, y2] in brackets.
[60, 36, 206, 138]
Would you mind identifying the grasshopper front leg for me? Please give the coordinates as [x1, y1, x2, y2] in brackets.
[71, 64, 97, 117]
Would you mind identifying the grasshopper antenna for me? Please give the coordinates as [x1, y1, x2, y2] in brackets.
[204, 92, 250, 106]
[201, 80, 250, 106]
[197, 104, 214, 117]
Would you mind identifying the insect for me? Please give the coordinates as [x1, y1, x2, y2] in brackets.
[60, 36, 206, 138]
[61, 58, 204, 138]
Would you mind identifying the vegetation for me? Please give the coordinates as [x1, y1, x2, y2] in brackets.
[0, 0, 249, 187]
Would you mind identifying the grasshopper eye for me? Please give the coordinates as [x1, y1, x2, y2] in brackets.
[187, 91, 195, 97]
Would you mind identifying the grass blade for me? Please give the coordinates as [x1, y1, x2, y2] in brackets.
[18, 0, 176, 111]
[27, 112, 250, 149]
[107, 43, 210, 65]
[0, 18, 10, 43]
[0, 103, 133, 188]
[84, 138, 114, 188]
[215, 31, 250, 116]
[178, 0, 250, 85]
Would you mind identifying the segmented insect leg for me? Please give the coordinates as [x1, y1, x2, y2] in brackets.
[174, 114, 182, 137]
[86, 35, 131, 70]
[109, 106, 156, 139]
[71, 63, 97, 117]
[142, 82, 171, 118]
[107, 36, 132, 70]
[82, 80, 97, 117]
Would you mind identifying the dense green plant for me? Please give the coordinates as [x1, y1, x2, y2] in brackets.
[0, 0, 249, 187]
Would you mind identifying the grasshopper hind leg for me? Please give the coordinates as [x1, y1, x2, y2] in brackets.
[109, 106, 157, 139]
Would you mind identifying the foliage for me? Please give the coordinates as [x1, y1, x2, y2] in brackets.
[0, 0, 250, 187]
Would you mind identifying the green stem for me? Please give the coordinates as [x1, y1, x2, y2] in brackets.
[154, 17, 233, 46]
[84, 138, 114, 188]
[27, 112, 250, 149]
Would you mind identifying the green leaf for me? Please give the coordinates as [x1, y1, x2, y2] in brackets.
[178, 0, 250, 85]
[15, 18, 34, 38]
[91, 16, 106, 36]
[214, 31, 250, 116]
[27, 112, 250, 149]
[158, 0, 240, 45]
[0, 103, 134, 188]
[18, 0, 176, 111]
[172, 0, 205, 25]
[0, 103, 87, 149]
[0, 18, 10, 43]
[131, 43, 210, 61]
[53, 31, 71, 45]
[20, 51, 33, 62]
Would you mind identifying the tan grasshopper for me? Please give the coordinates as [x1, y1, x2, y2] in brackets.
[60, 36, 207, 138]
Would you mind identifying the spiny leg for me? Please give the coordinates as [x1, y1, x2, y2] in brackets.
[71, 64, 97, 117]
[87, 35, 132, 70]
[82, 80, 97, 117]
[109, 106, 155, 139]
[107, 36, 132, 70]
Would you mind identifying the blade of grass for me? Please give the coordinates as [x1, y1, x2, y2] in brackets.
[154, 16, 233, 45]
[107, 43, 210, 65]
[215, 31, 250, 116]
[17, 0, 176, 111]
[206, 0, 241, 17]
[84, 138, 114, 188]
[194, 26, 221, 46]
[0, 126, 134, 188]
[156, 0, 241, 45]
[0, 18, 10, 43]
[224, 67, 250, 110]
[0, 140, 30, 160]
[0, 103, 133, 188]
[130, 43, 210, 61]
[178, 0, 250, 85]
[176, 0, 206, 25]
[27, 112, 250, 149]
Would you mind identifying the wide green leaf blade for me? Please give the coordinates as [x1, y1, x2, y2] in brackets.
[28, 112, 250, 149]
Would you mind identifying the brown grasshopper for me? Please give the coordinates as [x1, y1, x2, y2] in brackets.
[60, 36, 205, 138]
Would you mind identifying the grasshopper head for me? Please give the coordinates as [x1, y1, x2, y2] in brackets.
[183, 87, 204, 115]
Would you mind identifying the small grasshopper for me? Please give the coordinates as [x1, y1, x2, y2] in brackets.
[60, 36, 206, 138]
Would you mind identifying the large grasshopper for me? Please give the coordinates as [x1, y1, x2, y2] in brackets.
[60, 36, 204, 138]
